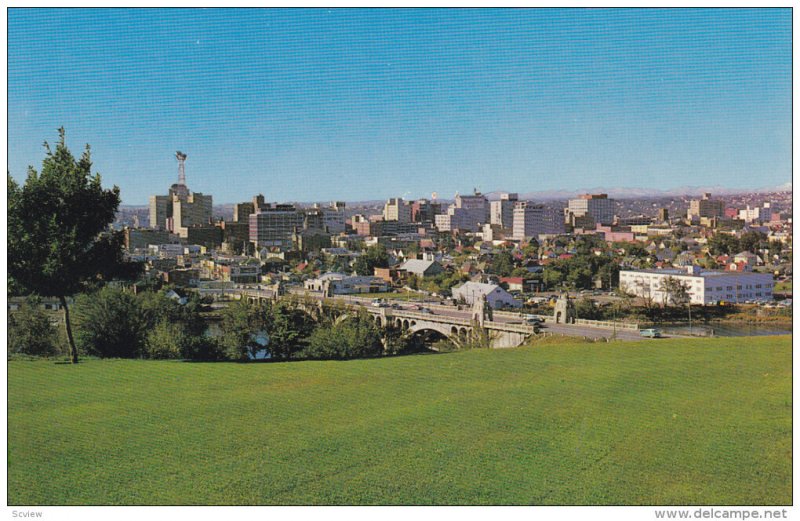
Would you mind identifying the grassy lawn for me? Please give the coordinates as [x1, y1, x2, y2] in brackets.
[8, 336, 791, 505]
[774, 280, 792, 293]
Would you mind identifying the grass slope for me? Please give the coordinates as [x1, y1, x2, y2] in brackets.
[8, 336, 791, 505]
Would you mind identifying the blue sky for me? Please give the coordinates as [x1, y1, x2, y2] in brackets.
[8, 8, 791, 205]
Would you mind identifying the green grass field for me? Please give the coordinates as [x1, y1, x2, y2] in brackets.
[774, 280, 792, 293]
[8, 336, 791, 505]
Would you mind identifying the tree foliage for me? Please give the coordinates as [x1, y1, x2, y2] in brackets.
[218, 299, 270, 361]
[266, 301, 315, 360]
[73, 287, 147, 358]
[304, 312, 384, 360]
[658, 276, 691, 307]
[353, 245, 389, 276]
[8, 129, 140, 363]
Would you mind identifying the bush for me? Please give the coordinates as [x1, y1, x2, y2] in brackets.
[145, 320, 187, 359]
[218, 299, 270, 361]
[73, 287, 147, 358]
[267, 301, 315, 360]
[304, 313, 384, 360]
[7, 296, 61, 357]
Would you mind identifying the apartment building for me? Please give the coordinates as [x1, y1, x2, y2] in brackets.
[620, 266, 774, 305]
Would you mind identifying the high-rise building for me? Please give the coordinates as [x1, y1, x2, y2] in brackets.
[233, 202, 255, 223]
[149, 152, 212, 237]
[149, 195, 171, 229]
[688, 193, 724, 220]
[490, 193, 518, 228]
[657, 208, 669, 223]
[314, 201, 347, 234]
[383, 198, 412, 222]
[567, 194, 614, 226]
[249, 204, 304, 251]
[434, 191, 489, 232]
[172, 192, 213, 237]
[512, 201, 565, 240]
[410, 199, 442, 223]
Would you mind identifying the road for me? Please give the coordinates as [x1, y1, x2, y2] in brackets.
[290, 290, 646, 341]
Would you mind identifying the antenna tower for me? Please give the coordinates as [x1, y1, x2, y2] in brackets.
[175, 151, 188, 185]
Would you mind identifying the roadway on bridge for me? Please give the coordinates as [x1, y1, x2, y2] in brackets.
[199, 286, 651, 341]
[297, 291, 647, 342]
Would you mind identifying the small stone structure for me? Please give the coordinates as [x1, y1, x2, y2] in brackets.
[553, 293, 576, 324]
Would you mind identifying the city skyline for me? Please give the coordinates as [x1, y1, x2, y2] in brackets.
[9, 8, 792, 205]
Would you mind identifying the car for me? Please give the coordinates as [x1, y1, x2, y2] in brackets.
[419, 307, 434, 314]
[390, 303, 401, 309]
[640, 328, 662, 338]
[371, 299, 388, 308]
[524, 314, 544, 325]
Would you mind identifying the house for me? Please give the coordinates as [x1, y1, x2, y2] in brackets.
[398, 259, 444, 278]
[499, 277, 526, 293]
[165, 289, 189, 305]
[451, 281, 521, 309]
[304, 272, 389, 295]
[733, 251, 760, 267]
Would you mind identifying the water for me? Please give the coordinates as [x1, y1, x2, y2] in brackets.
[204, 323, 271, 359]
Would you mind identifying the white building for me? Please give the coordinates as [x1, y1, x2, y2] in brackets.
[451, 281, 521, 309]
[489, 193, 518, 228]
[620, 266, 774, 305]
[512, 201, 565, 240]
[435, 192, 490, 232]
[304, 273, 389, 295]
[319, 202, 347, 234]
[398, 259, 444, 278]
[383, 198, 412, 223]
[567, 194, 614, 226]
[738, 203, 772, 224]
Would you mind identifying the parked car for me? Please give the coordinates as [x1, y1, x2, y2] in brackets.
[640, 328, 662, 338]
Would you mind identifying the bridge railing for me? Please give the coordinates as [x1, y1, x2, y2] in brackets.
[484, 322, 535, 334]
[381, 310, 474, 326]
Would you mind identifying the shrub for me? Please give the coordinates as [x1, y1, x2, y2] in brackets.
[304, 313, 384, 360]
[145, 320, 187, 359]
[73, 287, 147, 358]
[218, 299, 270, 361]
[7, 296, 61, 357]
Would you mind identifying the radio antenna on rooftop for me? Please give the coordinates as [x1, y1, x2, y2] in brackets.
[175, 151, 188, 185]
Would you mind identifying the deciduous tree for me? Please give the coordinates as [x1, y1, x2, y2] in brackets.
[8, 129, 139, 363]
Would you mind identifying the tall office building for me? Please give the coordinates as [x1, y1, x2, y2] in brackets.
[149, 152, 212, 237]
[233, 202, 255, 223]
[410, 199, 442, 223]
[490, 193, 518, 229]
[567, 193, 614, 226]
[315, 201, 347, 234]
[249, 204, 304, 251]
[512, 201, 565, 240]
[688, 193, 724, 220]
[435, 191, 489, 232]
[383, 198, 412, 222]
